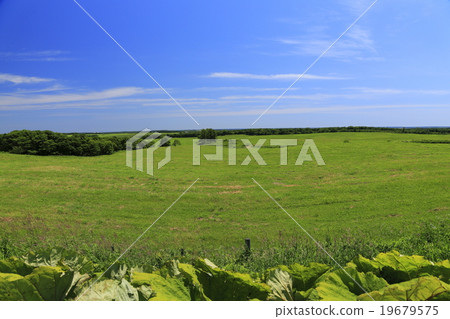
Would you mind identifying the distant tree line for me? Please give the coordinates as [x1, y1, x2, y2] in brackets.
[173, 126, 450, 138]
[0, 130, 129, 156]
[0, 127, 448, 156]
[0, 130, 177, 156]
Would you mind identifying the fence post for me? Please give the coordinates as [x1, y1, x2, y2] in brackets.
[244, 238, 251, 252]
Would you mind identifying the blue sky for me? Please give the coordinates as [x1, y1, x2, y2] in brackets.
[0, 0, 449, 133]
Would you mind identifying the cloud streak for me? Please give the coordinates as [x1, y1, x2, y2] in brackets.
[113, 103, 450, 120]
[3, 82, 449, 112]
[0, 50, 73, 62]
[0, 87, 160, 110]
[193, 104, 450, 118]
[207, 72, 345, 80]
[275, 25, 378, 60]
[0, 73, 54, 85]
[348, 87, 450, 95]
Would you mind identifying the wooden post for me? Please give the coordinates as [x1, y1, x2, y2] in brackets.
[244, 238, 251, 252]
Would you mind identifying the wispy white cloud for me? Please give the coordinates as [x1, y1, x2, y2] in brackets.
[105, 85, 450, 113]
[12, 84, 68, 94]
[0, 73, 54, 84]
[2, 79, 448, 114]
[114, 103, 450, 120]
[218, 94, 332, 101]
[207, 72, 345, 80]
[194, 104, 450, 118]
[271, 0, 379, 61]
[339, 0, 376, 15]
[0, 87, 160, 110]
[189, 86, 299, 92]
[347, 87, 450, 95]
[138, 87, 450, 108]
[276, 25, 378, 60]
[0, 50, 73, 62]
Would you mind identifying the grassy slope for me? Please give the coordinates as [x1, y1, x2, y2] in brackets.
[0, 132, 448, 267]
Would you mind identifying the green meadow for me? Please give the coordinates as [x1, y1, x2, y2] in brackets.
[0, 132, 448, 270]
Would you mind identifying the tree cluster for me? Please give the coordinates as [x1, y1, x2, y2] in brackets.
[0, 130, 128, 156]
[198, 128, 217, 139]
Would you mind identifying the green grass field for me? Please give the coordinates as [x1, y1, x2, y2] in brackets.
[0, 132, 448, 270]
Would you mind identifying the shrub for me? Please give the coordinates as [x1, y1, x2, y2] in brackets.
[172, 139, 181, 146]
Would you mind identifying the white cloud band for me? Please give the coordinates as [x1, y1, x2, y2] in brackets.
[206, 72, 345, 80]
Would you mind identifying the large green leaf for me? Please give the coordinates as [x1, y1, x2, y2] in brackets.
[22, 248, 64, 267]
[194, 258, 271, 301]
[358, 276, 449, 301]
[66, 272, 91, 300]
[60, 253, 95, 274]
[0, 266, 74, 300]
[266, 262, 330, 292]
[352, 251, 439, 283]
[421, 260, 450, 284]
[338, 266, 388, 295]
[136, 285, 153, 301]
[76, 278, 139, 301]
[131, 272, 190, 301]
[22, 248, 95, 274]
[163, 260, 181, 277]
[103, 264, 128, 281]
[0, 257, 34, 276]
[26, 266, 75, 301]
[429, 289, 450, 301]
[304, 280, 357, 301]
[0, 273, 42, 301]
[266, 269, 294, 301]
[304, 266, 388, 301]
[178, 263, 210, 301]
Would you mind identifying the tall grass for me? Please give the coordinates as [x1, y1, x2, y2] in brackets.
[1, 221, 447, 273]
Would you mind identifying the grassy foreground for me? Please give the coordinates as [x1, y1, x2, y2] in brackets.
[0, 132, 449, 270]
